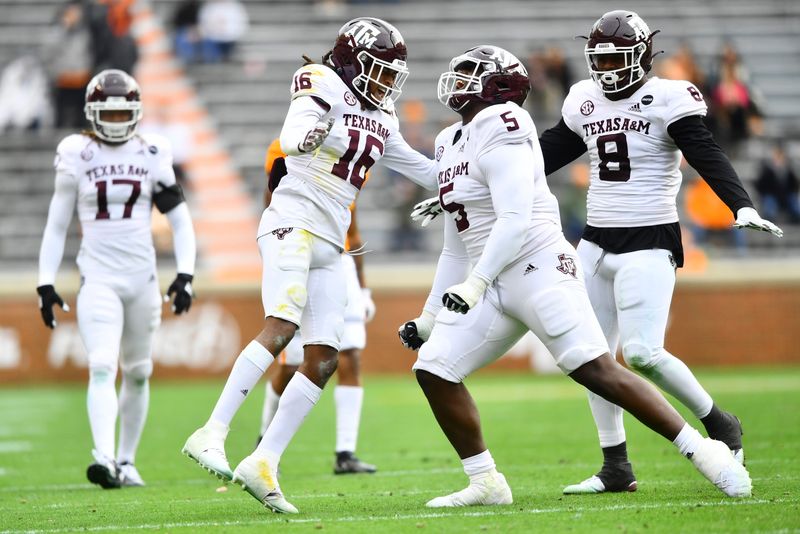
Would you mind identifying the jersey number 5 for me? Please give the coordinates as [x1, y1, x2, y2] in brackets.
[331, 128, 384, 189]
[597, 133, 631, 182]
[439, 182, 470, 232]
[95, 179, 141, 219]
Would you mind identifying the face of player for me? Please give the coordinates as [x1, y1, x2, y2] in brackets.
[99, 109, 134, 123]
[593, 53, 626, 73]
[366, 63, 399, 101]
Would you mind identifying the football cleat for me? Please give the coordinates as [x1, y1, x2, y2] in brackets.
[563, 474, 637, 494]
[86, 450, 121, 489]
[426, 469, 513, 508]
[707, 412, 745, 465]
[334, 451, 377, 474]
[182, 420, 233, 481]
[232, 453, 298, 514]
[689, 438, 752, 497]
[563, 462, 637, 494]
[118, 462, 145, 487]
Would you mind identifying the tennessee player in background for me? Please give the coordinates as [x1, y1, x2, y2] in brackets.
[37, 70, 196, 489]
[183, 17, 437, 513]
[259, 139, 377, 475]
[399, 45, 751, 508]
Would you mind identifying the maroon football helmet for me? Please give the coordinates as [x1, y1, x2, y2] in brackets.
[437, 45, 530, 112]
[584, 11, 658, 94]
[84, 69, 142, 142]
[328, 17, 409, 111]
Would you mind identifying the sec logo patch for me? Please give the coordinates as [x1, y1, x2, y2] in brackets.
[580, 100, 594, 116]
[435, 146, 444, 161]
[344, 91, 357, 106]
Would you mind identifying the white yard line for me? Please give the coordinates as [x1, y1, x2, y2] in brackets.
[2, 497, 795, 534]
[0, 441, 31, 453]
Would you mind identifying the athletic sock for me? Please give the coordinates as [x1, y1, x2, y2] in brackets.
[461, 450, 496, 479]
[116, 375, 149, 464]
[260, 382, 281, 437]
[673, 423, 704, 458]
[257, 372, 322, 461]
[334, 385, 363, 453]
[209, 341, 274, 427]
[87, 367, 118, 460]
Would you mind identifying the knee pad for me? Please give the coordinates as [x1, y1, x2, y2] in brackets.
[622, 341, 659, 372]
[89, 359, 117, 384]
[121, 359, 153, 382]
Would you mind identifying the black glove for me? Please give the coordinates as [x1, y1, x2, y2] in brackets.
[37, 284, 68, 329]
[398, 321, 425, 350]
[166, 273, 194, 314]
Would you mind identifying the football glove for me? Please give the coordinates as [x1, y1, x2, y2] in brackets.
[36, 284, 69, 329]
[165, 273, 194, 314]
[398, 311, 436, 351]
[362, 288, 376, 323]
[299, 117, 335, 153]
[443, 273, 490, 314]
[734, 207, 783, 238]
[410, 196, 443, 227]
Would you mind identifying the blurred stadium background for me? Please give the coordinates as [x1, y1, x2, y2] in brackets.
[0, 0, 798, 379]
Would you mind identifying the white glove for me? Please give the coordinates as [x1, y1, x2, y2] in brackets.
[299, 117, 335, 153]
[398, 310, 436, 350]
[410, 196, 443, 227]
[362, 287, 376, 323]
[442, 272, 490, 314]
[734, 207, 783, 238]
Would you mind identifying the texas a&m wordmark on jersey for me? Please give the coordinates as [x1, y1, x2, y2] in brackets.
[434, 101, 562, 264]
[54, 132, 178, 274]
[561, 77, 707, 227]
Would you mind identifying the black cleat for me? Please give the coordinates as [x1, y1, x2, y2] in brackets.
[87, 462, 122, 489]
[334, 451, 377, 475]
[563, 462, 637, 494]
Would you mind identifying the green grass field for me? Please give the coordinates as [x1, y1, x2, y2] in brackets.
[1, 367, 799, 533]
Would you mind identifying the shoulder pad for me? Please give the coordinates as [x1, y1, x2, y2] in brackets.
[471, 103, 535, 159]
[290, 64, 341, 104]
[655, 78, 708, 124]
[54, 134, 93, 172]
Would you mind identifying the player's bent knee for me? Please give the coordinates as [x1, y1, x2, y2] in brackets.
[622, 341, 657, 371]
[121, 359, 153, 382]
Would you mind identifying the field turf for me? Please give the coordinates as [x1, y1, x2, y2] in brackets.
[1, 367, 799, 533]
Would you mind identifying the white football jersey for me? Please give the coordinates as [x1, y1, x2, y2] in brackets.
[53, 132, 176, 275]
[434, 102, 562, 265]
[561, 77, 707, 227]
[260, 63, 436, 248]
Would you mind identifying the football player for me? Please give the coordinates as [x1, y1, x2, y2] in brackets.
[399, 45, 751, 508]
[410, 12, 780, 497]
[538, 11, 781, 495]
[37, 70, 196, 489]
[182, 17, 437, 513]
[258, 139, 377, 475]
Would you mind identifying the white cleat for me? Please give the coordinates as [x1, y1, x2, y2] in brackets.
[563, 474, 638, 494]
[232, 453, 299, 514]
[690, 438, 752, 497]
[182, 420, 233, 481]
[118, 462, 145, 487]
[426, 470, 513, 508]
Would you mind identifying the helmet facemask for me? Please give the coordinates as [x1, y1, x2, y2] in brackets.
[585, 42, 648, 94]
[85, 98, 142, 143]
[438, 57, 489, 111]
[353, 50, 409, 111]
